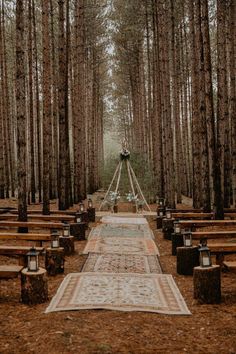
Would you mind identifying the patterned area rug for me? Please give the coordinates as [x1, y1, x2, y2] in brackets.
[82, 237, 160, 256]
[101, 216, 148, 225]
[88, 224, 154, 239]
[45, 273, 191, 315]
[82, 253, 162, 274]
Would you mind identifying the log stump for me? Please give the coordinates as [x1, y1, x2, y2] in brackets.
[162, 218, 174, 240]
[171, 233, 184, 256]
[45, 247, 65, 276]
[70, 222, 86, 240]
[156, 216, 163, 229]
[193, 265, 221, 304]
[87, 208, 96, 222]
[59, 236, 75, 256]
[21, 267, 48, 304]
[177, 246, 199, 275]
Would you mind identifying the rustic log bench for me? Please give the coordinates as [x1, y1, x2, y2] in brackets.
[10, 209, 77, 215]
[179, 220, 236, 230]
[0, 214, 75, 222]
[222, 261, 236, 273]
[171, 212, 213, 219]
[0, 245, 44, 266]
[0, 233, 51, 246]
[172, 230, 236, 255]
[0, 265, 24, 279]
[208, 243, 236, 266]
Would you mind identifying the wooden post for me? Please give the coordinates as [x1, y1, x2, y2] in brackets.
[87, 207, 96, 222]
[193, 265, 221, 303]
[177, 246, 199, 275]
[59, 236, 75, 256]
[171, 233, 184, 255]
[113, 205, 118, 213]
[45, 247, 64, 275]
[21, 267, 48, 304]
[162, 218, 174, 240]
[70, 222, 86, 240]
[156, 216, 163, 229]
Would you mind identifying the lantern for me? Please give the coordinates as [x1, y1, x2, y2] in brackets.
[75, 212, 82, 223]
[158, 208, 164, 217]
[199, 245, 212, 267]
[174, 221, 181, 234]
[51, 230, 60, 248]
[183, 231, 192, 247]
[63, 223, 70, 237]
[166, 209, 172, 219]
[27, 247, 39, 272]
[88, 198, 93, 209]
[79, 203, 85, 213]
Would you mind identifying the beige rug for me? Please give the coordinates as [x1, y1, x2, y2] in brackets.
[101, 216, 148, 225]
[45, 273, 191, 315]
[82, 237, 160, 256]
[88, 224, 154, 239]
[82, 253, 162, 274]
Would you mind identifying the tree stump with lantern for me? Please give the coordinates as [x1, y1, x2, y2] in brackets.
[177, 246, 199, 275]
[193, 265, 221, 303]
[21, 267, 48, 304]
[45, 247, 64, 276]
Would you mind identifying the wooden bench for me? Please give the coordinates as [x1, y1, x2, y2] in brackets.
[192, 230, 236, 240]
[0, 265, 24, 279]
[11, 209, 77, 215]
[179, 220, 236, 230]
[0, 245, 44, 266]
[0, 233, 51, 246]
[222, 261, 236, 273]
[0, 214, 75, 222]
[171, 212, 213, 219]
[208, 242, 236, 266]
[0, 221, 65, 230]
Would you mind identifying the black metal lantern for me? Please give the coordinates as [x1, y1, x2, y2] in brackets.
[158, 208, 164, 217]
[63, 223, 70, 237]
[75, 211, 82, 223]
[88, 198, 93, 209]
[199, 245, 212, 267]
[166, 209, 172, 219]
[79, 203, 85, 213]
[174, 221, 181, 234]
[27, 247, 39, 272]
[183, 231, 192, 247]
[51, 230, 60, 248]
[199, 237, 211, 267]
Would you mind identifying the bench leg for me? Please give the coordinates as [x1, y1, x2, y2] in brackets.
[216, 253, 224, 267]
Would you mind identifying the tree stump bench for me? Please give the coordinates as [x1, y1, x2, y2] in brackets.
[193, 265, 221, 303]
[45, 247, 64, 275]
[177, 246, 199, 275]
[21, 267, 48, 304]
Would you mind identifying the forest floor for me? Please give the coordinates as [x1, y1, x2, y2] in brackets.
[0, 195, 236, 354]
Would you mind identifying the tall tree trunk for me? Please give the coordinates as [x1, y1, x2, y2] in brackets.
[16, 0, 27, 221]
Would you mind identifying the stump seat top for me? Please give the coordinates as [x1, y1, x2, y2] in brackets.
[223, 261, 236, 272]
